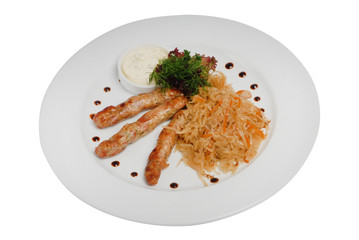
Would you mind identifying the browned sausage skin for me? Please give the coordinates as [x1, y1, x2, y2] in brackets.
[95, 96, 188, 158]
[93, 88, 183, 129]
[145, 110, 186, 186]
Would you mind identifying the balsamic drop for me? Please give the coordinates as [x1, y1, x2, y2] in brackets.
[111, 161, 120, 167]
[225, 62, 234, 69]
[170, 182, 178, 189]
[250, 84, 258, 90]
[92, 136, 100, 142]
[239, 72, 246, 78]
[210, 178, 219, 183]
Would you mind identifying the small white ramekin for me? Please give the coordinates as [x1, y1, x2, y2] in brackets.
[117, 44, 167, 94]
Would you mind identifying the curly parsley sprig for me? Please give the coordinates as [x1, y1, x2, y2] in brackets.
[149, 48, 217, 96]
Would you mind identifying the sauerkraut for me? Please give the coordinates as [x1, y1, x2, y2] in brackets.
[170, 71, 270, 182]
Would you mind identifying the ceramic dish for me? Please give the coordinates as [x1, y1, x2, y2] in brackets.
[117, 44, 166, 93]
[40, 15, 319, 225]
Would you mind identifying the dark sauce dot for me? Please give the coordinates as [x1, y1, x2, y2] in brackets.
[239, 72, 247, 78]
[225, 62, 234, 69]
[104, 87, 111, 92]
[92, 136, 100, 142]
[210, 178, 219, 183]
[250, 84, 258, 90]
[261, 108, 265, 112]
[254, 96, 261, 102]
[90, 114, 95, 120]
[131, 172, 138, 177]
[170, 182, 178, 189]
[94, 100, 101, 105]
[118, 79, 121, 82]
[111, 161, 120, 167]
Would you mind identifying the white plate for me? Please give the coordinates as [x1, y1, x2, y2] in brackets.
[40, 15, 319, 225]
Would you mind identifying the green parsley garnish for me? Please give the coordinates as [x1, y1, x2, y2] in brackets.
[149, 48, 217, 96]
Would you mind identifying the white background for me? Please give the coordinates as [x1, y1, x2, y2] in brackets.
[1, 0, 358, 239]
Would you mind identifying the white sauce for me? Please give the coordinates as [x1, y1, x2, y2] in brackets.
[121, 46, 168, 85]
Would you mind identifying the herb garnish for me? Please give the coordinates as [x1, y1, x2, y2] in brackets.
[149, 48, 217, 96]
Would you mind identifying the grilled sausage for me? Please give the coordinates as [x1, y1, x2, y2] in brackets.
[93, 88, 183, 128]
[95, 96, 188, 158]
[145, 110, 186, 185]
